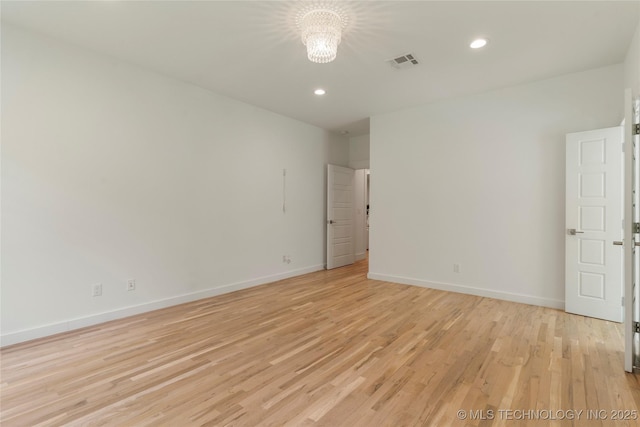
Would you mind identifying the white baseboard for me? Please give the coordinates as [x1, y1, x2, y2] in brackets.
[355, 252, 367, 261]
[1, 264, 325, 347]
[367, 272, 564, 310]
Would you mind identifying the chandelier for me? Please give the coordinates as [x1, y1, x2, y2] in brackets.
[299, 9, 345, 64]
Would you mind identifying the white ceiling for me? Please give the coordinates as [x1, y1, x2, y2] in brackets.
[2, 1, 639, 136]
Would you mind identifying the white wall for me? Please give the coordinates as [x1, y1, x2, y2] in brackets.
[330, 139, 350, 168]
[348, 134, 370, 170]
[624, 23, 640, 97]
[369, 65, 624, 308]
[1, 25, 348, 345]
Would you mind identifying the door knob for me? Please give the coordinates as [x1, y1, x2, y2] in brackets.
[568, 228, 584, 235]
[328, 220, 335, 225]
[613, 241, 624, 246]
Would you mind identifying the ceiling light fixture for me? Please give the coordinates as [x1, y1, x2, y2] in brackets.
[299, 8, 346, 64]
[470, 38, 488, 49]
[314, 88, 326, 95]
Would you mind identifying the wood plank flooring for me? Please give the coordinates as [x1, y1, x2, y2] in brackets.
[2, 258, 640, 426]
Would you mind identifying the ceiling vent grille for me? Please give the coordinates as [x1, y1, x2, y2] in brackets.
[387, 53, 419, 69]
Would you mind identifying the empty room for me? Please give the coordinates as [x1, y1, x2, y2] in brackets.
[2, 1, 640, 425]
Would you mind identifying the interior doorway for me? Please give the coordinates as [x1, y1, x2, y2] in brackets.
[354, 169, 370, 261]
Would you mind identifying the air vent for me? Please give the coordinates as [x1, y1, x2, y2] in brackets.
[387, 53, 419, 69]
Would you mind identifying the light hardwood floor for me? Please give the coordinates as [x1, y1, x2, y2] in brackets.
[2, 258, 640, 426]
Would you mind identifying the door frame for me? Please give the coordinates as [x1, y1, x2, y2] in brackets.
[624, 88, 636, 373]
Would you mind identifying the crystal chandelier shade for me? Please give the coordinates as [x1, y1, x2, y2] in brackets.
[300, 9, 343, 64]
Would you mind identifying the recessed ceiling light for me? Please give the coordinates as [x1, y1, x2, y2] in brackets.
[470, 38, 488, 49]
[314, 88, 326, 95]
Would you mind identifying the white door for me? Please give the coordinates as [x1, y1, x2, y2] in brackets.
[566, 126, 623, 322]
[327, 164, 355, 269]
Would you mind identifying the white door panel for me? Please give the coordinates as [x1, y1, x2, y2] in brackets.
[566, 127, 623, 322]
[327, 164, 355, 269]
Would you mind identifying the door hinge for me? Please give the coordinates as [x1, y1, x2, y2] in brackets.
[634, 222, 640, 233]
[633, 123, 640, 136]
[634, 322, 640, 334]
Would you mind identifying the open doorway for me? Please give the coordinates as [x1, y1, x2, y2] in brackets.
[326, 133, 370, 270]
[354, 169, 370, 261]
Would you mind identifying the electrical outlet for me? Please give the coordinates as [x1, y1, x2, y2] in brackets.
[127, 279, 136, 291]
[92, 283, 102, 297]
[453, 264, 460, 273]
